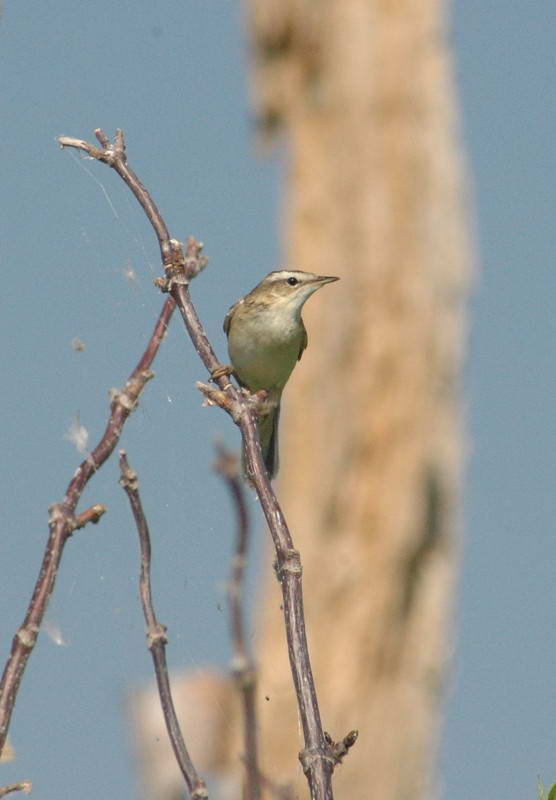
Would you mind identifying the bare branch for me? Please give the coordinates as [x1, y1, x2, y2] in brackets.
[0, 297, 176, 756]
[119, 452, 208, 800]
[57, 129, 339, 797]
[197, 381, 336, 796]
[214, 445, 261, 800]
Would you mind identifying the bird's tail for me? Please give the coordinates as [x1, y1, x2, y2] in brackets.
[242, 403, 280, 481]
[259, 403, 280, 479]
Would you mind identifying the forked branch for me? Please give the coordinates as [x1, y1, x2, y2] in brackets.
[0, 128, 356, 798]
[58, 128, 348, 799]
[0, 294, 179, 755]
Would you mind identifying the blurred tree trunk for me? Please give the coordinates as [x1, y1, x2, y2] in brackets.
[246, 0, 471, 797]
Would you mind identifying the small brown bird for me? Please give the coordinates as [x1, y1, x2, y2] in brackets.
[223, 269, 338, 478]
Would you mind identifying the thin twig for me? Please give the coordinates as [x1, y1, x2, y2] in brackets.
[57, 129, 349, 798]
[0, 296, 176, 756]
[0, 782, 32, 798]
[214, 444, 261, 800]
[119, 452, 208, 800]
[59, 130, 207, 280]
[74, 504, 107, 530]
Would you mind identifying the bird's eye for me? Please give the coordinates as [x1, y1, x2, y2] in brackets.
[287, 276, 299, 286]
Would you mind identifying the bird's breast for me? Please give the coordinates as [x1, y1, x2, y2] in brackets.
[227, 308, 303, 393]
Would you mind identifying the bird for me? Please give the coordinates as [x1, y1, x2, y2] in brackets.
[223, 269, 339, 479]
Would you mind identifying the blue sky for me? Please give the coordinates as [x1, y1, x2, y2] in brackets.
[1, 1, 555, 798]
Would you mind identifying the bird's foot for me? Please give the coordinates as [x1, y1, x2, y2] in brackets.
[210, 364, 235, 383]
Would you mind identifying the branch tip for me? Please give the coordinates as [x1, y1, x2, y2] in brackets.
[118, 452, 138, 493]
[0, 781, 32, 797]
[183, 235, 208, 277]
[74, 503, 107, 530]
[324, 729, 359, 765]
[196, 382, 239, 419]
[94, 128, 110, 148]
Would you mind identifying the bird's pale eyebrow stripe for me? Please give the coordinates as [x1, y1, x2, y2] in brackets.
[268, 270, 302, 281]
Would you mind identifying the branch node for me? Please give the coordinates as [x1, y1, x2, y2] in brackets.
[110, 371, 154, 412]
[109, 387, 135, 411]
[92, 128, 125, 165]
[154, 276, 170, 293]
[155, 240, 191, 290]
[274, 550, 302, 581]
[191, 785, 209, 800]
[59, 130, 127, 168]
[47, 503, 65, 530]
[16, 625, 39, 651]
[298, 745, 334, 775]
[147, 623, 168, 649]
[156, 271, 188, 293]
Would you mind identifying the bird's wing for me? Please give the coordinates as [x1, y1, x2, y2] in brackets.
[223, 298, 242, 335]
[297, 322, 308, 361]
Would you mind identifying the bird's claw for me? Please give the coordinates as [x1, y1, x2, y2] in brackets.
[210, 364, 235, 383]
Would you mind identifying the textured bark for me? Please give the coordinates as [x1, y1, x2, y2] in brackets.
[247, 0, 471, 797]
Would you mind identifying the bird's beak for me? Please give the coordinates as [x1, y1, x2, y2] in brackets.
[315, 275, 340, 285]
